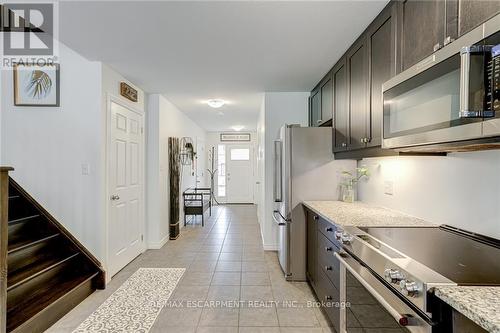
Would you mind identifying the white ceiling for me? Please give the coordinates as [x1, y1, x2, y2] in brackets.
[59, 1, 388, 131]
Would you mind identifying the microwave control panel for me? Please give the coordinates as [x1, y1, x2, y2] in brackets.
[491, 44, 500, 113]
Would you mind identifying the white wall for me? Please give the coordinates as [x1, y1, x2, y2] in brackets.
[205, 131, 258, 204]
[147, 94, 206, 249]
[358, 151, 500, 239]
[1, 42, 105, 261]
[0, 42, 147, 270]
[260, 92, 309, 250]
[257, 97, 266, 229]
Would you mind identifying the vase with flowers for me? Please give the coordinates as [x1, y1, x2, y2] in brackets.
[341, 166, 369, 203]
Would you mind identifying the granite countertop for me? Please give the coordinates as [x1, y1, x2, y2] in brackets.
[302, 200, 434, 227]
[434, 286, 500, 333]
[302, 200, 499, 332]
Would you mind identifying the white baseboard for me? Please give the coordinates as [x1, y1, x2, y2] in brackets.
[263, 244, 278, 251]
[148, 234, 169, 249]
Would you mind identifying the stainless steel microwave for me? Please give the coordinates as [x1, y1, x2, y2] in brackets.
[382, 14, 500, 152]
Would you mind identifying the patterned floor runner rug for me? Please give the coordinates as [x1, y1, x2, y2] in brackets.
[73, 267, 185, 333]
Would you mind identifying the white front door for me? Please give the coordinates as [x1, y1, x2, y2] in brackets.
[226, 145, 253, 203]
[108, 100, 144, 277]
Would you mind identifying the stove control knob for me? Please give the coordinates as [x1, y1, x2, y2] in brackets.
[334, 231, 343, 240]
[340, 232, 354, 244]
[400, 280, 420, 297]
[384, 269, 404, 283]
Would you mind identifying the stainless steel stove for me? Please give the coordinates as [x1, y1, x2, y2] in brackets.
[331, 225, 500, 333]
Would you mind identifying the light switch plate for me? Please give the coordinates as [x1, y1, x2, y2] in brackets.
[384, 180, 394, 195]
[81, 163, 90, 175]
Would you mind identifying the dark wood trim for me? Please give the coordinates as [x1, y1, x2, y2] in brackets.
[11, 273, 97, 333]
[8, 178, 105, 289]
[0, 167, 13, 333]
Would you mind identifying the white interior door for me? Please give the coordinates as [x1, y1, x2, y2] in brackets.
[226, 145, 253, 203]
[108, 100, 144, 277]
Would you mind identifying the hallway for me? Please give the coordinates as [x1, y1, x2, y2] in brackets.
[48, 205, 334, 333]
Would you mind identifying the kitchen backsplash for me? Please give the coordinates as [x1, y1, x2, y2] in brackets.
[357, 150, 500, 239]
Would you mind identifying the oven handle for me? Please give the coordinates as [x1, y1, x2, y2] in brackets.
[334, 252, 413, 327]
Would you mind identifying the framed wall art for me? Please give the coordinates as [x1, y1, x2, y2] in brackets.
[13, 63, 60, 107]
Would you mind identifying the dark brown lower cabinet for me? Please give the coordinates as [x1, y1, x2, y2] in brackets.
[306, 210, 341, 332]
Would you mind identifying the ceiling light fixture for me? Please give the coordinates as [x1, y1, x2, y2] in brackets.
[207, 99, 226, 108]
[232, 125, 245, 132]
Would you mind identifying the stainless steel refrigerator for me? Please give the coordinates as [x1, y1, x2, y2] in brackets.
[273, 124, 354, 281]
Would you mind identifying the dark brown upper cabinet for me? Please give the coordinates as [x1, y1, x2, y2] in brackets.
[309, 73, 333, 127]
[309, 88, 321, 127]
[400, 0, 446, 71]
[366, 4, 398, 147]
[457, 0, 500, 37]
[320, 74, 333, 126]
[332, 58, 348, 152]
[309, 1, 499, 158]
[347, 36, 369, 150]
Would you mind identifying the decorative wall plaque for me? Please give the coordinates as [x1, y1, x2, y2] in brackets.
[220, 133, 251, 142]
[120, 82, 138, 102]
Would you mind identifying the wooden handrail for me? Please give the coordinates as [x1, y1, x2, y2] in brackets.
[0, 167, 13, 333]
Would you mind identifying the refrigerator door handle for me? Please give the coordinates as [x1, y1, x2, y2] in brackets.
[273, 140, 283, 202]
[273, 210, 287, 226]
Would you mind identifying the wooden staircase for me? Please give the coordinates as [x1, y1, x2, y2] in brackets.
[0, 168, 105, 333]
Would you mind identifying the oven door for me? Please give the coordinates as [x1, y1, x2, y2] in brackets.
[335, 251, 433, 333]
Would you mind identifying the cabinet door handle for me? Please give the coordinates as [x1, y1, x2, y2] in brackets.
[325, 227, 333, 232]
[313, 215, 319, 221]
[325, 247, 333, 252]
[325, 266, 333, 271]
[317, 119, 322, 123]
[341, 142, 347, 147]
[325, 295, 332, 301]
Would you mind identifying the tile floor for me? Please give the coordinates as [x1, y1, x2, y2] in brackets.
[48, 205, 334, 333]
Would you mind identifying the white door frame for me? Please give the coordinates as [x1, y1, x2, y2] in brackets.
[225, 143, 254, 204]
[104, 94, 146, 281]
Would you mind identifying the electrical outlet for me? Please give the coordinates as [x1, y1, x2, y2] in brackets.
[384, 180, 394, 195]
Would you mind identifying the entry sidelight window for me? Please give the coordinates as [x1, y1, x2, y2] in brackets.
[217, 144, 226, 197]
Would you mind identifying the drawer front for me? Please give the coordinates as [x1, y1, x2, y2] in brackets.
[317, 215, 341, 247]
[316, 267, 341, 333]
[317, 231, 341, 289]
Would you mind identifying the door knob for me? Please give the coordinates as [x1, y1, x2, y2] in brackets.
[110, 195, 120, 201]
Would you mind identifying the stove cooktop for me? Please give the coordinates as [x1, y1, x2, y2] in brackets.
[359, 226, 500, 285]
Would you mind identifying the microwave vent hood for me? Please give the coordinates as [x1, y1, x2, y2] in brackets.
[381, 14, 500, 153]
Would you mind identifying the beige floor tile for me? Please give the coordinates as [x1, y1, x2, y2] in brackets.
[49, 206, 335, 333]
[240, 328, 280, 333]
[154, 307, 203, 327]
[206, 285, 240, 301]
[241, 272, 271, 286]
[240, 286, 274, 302]
[211, 272, 241, 285]
[199, 307, 239, 326]
[239, 306, 279, 327]
[216, 260, 242, 272]
[276, 306, 321, 327]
